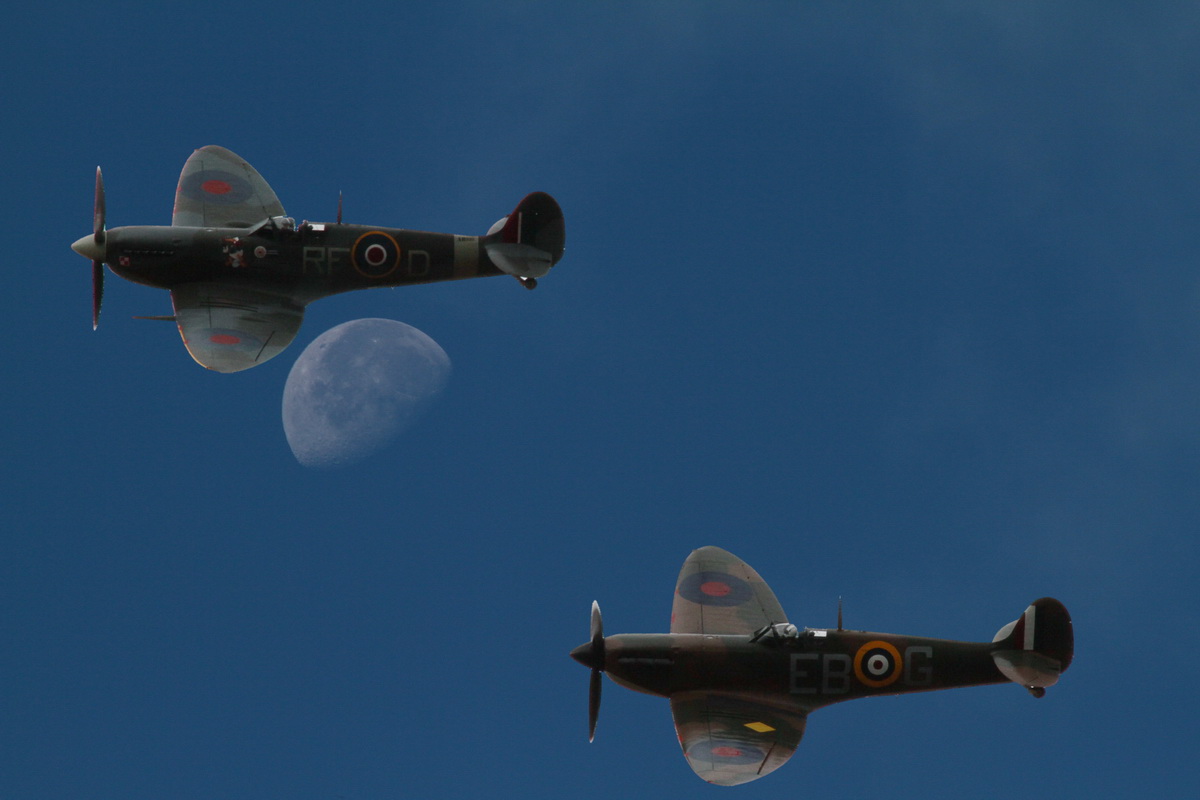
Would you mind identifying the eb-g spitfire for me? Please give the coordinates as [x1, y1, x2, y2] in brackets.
[572, 546, 1073, 786]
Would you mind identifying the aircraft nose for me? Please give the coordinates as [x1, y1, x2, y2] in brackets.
[72, 234, 105, 261]
[571, 642, 601, 670]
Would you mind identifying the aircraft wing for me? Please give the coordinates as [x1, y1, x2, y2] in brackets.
[171, 283, 304, 373]
[670, 546, 788, 635]
[670, 691, 806, 786]
[172, 145, 285, 228]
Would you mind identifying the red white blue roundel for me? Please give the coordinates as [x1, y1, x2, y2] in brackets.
[686, 739, 765, 765]
[678, 571, 753, 607]
[352, 231, 401, 278]
[179, 169, 254, 206]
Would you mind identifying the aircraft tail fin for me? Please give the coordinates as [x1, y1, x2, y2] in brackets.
[484, 192, 565, 281]
[990, 597, 1073, 697]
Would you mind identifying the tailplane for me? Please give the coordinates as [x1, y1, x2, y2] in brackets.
[991, 597, 1073, 697]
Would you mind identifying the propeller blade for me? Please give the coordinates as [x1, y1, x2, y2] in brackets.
[90, 166, 107, 329]
[570, 602, 607, 741]
[588, 665, 602, 742]
[92, 260, 104, 330]
[93, 166, 106, 245]
[587, 600, 605, 741]
[590, 599, 603, 642]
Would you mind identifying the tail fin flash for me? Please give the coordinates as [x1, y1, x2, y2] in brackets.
[484, 192, 565, 280]
[991, 598, 1073, 697]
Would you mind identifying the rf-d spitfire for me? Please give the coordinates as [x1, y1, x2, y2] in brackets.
[72, 146, 565, 372]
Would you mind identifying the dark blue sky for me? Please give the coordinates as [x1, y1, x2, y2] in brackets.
[2, 4, 1196, 797]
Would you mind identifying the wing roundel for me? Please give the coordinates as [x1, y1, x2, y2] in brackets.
[670, 692, 806, 786]
[172, 145, 285, 228]
[171, 284, 304, 373]
[670, 546, 788, 635]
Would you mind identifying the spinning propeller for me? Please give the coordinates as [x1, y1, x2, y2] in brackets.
[92, 168, 106, 329]
[569, 600, 606, 741]
[70, 167, 107, 329]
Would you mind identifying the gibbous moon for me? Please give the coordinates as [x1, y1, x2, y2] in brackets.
[282, 318, 451, 467]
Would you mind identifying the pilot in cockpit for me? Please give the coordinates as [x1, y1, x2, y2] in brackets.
[751, 622, 800, 644]
[252, 216, 296, 239]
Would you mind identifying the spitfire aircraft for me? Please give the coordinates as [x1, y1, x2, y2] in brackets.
[71, 146, 565, 372]
[571, 546, 1073, 786]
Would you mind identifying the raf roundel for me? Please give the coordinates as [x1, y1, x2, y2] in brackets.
[352, 231, 401, 278]
[678, 570, 754, 607]
[686, 739, 765, 766]
[853, 640, 903, 688]
[198, 328, 263, 354]
[179, 169, 254, 206]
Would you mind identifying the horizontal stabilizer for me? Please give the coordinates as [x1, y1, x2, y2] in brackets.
[484, 242, 555, 279]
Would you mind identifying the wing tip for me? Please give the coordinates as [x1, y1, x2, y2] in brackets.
[689, 544, 738, 561]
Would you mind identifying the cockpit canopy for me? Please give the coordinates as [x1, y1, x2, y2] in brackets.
[250, 216, 297, 237]
[752, 622, 800, 643]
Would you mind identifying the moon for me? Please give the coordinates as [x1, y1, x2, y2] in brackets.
[282, 318, 452, 467]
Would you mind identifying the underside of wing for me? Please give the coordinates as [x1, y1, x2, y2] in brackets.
[671, 546, 788, 635]
[172, 145, 285, 228]
[171, 283, 304, 373]
[670, 691, 806, 786]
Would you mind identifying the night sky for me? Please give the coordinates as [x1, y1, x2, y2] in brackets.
[2, 4, 1196, 797]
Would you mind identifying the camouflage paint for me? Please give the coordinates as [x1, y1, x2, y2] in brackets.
[573, 546, 1073, 787]
[74, 146, 565, 372]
